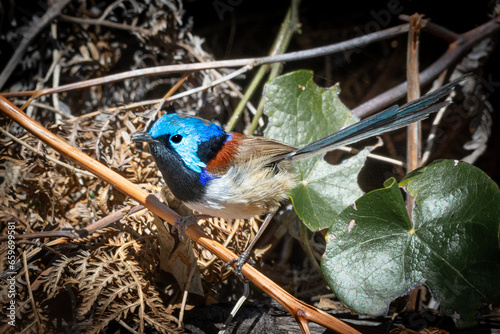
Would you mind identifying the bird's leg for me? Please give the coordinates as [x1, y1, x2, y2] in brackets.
[225, 212, 275, 281]
[173, 214, 211, 240]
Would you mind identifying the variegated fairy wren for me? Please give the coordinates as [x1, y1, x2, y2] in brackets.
[132, 78, 461, 278]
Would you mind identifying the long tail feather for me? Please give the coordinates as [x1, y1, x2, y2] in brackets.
[287, 77, 464, 161]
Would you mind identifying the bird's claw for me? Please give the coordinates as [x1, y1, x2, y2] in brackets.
[173, 215, 199, 241]
[225, 250, 255, 282]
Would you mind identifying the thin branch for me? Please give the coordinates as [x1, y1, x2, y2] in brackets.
[50, 22, 63, 124]
[0, 204, 146, 243]
[1, 24, 411, 99]
[119, 320, 140, 334]
[176, 41, 259, 118]
[336, 146, 405, 167]
[247, 0, 302, 133]
[99, 0, 128, 20]
[178, 264, 197, 327]
[164, 65, 254, 102]
[156, 72, 193, 110]
[399, 14, 461, 43]
[405, 13, 424, 218]
[225, 0, 301, 132]
[20, 101, 75, 119]
[22, 251, 43, 332]
[102, 65, 254, 116]
[0, 230, 78, 242]
[421, 99, 451, 165]
[300, 223, 322, 274]
[59, 14, 153, 35]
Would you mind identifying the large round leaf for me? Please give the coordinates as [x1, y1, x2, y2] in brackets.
[322, 160, 500, 327]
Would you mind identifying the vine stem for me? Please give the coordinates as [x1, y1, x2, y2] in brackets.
[0, 96, 360, 334]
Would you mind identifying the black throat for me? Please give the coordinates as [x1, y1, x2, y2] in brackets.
[149, 135, 205, 203]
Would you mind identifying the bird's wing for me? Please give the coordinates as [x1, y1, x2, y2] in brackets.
[205, 135, 297, 176]
[235, 135, 298, 165]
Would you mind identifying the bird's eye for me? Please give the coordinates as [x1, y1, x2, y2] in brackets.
[171, 134, 183, 144]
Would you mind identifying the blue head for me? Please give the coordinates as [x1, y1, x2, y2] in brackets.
[132, 113, 230, 202]
[148, 113, 227, 173]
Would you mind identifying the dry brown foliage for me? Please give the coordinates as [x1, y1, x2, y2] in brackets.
[0, 0, 258, 332]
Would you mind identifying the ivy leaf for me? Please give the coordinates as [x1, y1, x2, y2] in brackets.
[264, 70, 369, 230]
[264, 70, 357, 147]
[321, 160, 500, 327]
[289, 148, 374, 231]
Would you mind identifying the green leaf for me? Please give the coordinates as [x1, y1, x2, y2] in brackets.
[264, 70, 368, 230]
[321, 160, 500, 327]
[264, 70, 357, 147]
[289, 149, 371, 231]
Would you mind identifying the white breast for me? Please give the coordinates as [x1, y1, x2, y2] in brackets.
[184, 161, 296, 219]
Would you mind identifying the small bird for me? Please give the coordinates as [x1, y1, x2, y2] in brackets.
[132, 78, 461, 278]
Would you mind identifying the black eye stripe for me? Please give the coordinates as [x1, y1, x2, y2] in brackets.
[171, 134, 183, 143]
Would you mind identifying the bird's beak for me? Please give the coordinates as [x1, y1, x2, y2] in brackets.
[131, 131, 157, 143]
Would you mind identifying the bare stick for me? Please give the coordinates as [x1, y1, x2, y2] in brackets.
[60, 14, 152, 35]
[22, 251, 42, 331]
[225, 0, 301, 132]
[406, 14, 424, 216]
[178, 264, 197, 327]
[2, 24, 411, 99]
[0, 204, 146, 243]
